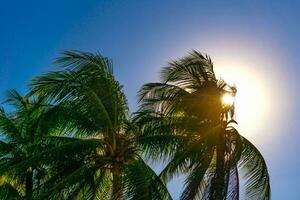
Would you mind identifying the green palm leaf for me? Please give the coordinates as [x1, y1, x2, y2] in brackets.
[123, 157, 173, 200]
[0, 183, 22, 200]
[239, 137, 270, 200]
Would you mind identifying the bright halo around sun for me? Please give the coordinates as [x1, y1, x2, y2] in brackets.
[222, 93, 235, 107]
[216, 65, 271, 137]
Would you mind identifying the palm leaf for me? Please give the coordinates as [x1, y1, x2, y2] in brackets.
[0, 183, 22, 200]
[239, 137, 270, 200]
[123, 157, 173, 200]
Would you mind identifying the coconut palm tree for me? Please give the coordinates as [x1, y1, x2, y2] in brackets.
[135, 51, 270, 200]
[0, 90, 52, 198]
[28, 51, 172, 200]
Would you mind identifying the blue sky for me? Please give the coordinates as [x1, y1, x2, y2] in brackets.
[1, 0, 300, 199]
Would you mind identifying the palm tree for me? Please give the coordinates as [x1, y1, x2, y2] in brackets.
[28, 51, 172, 200]
[135, 51, 270, 200]
[0, 90, 51, 198]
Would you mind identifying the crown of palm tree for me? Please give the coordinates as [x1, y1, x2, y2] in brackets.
[135, 51, 270, 200]
[0, 90, 52, 198]
[22, 51, 172, 200]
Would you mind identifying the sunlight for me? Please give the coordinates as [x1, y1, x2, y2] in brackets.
[216, 65, 271, 137]
[222, 93, 235, 106]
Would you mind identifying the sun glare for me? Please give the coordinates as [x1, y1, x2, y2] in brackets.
[222, 93, 235, 106]
[216, 65, 271, 137]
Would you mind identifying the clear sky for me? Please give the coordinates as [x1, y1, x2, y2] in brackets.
[1, 1, 299, 199]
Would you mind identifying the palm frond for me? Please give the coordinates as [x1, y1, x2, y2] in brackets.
[35, 161, 104, 199]
[0, 107, 21, 142]
[3, 89, 29, 111]
[0, 139, 103, 175]
[139, 134, 189, 161]
[123, 157, 173, 200]
[30, 50, 129, 132]
[54, 50, 113, 74]
[239, 137, 270, 200]
[0, 183, 22, 200]
[180, 152, 213, 200]
[161, 51, 216, 89]
[0, 141, 15, 157]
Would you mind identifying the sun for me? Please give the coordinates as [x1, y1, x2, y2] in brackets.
[216, 66, 271, 137]
[222, 93, 235, 106]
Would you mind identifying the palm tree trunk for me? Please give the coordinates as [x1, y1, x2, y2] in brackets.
[25, 168, 33, 197]
[112, 167, 123, 200]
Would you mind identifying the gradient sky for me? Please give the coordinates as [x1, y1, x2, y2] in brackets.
[1, 1, 300, 199]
